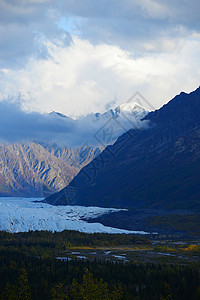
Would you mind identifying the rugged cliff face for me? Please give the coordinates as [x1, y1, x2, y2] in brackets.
[0, 143, 102, 197]
[0, 143, 75, 197]
[41, 143, 103, 169]
[45, 87, 200, 210]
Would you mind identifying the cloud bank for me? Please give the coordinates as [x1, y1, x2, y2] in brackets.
[0, 100, 75, 144]
[1, 37, 200, 118]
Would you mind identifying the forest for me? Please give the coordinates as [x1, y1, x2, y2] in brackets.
[0, 230, 199, 299]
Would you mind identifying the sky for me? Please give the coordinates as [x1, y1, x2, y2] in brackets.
[0, 0, 200, 119]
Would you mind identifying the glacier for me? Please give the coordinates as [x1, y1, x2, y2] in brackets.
[0, 197, 149, 234]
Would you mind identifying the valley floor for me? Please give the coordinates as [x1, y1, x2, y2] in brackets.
[0, 230, 199, 299]
[61, 240, 200, 270]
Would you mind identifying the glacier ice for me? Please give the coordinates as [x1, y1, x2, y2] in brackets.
[0, 197, 149, 234]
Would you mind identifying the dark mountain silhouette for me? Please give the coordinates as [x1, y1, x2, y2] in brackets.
[45, 87, 200, 211]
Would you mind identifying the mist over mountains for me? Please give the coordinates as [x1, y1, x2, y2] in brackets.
[0, 100, 148, 147]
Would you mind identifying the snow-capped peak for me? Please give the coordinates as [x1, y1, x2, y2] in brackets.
[45, 101, 149, 146]
[117, 102, 148, 114]
[99, 101, 149, 121]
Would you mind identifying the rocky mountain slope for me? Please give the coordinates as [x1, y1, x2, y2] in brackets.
[0, 143, 103, 197]
[0, 143, 75, 197]
[40, 143, 103, 169]
[45, 87, 200, 211]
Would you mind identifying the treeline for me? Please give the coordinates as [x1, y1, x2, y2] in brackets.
[0, 230, 150, 258]
[0, 248, 199, 299]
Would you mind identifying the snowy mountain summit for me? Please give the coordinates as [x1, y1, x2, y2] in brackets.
[47, 101, 149, 146]
[36, 101, 149, 149]
[74, 101, 149, 146]
[94, 102, 148, 122]
[117, 102, 148, 116]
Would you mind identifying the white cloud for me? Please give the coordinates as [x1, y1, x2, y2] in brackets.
[0, 35, 200, 117]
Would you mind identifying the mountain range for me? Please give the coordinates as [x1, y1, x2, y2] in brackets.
[0, 101, 147, 197]
[45, 87, 200, 212]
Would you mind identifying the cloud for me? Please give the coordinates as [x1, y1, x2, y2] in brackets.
[0, 0, 71, 68]
[59, 0, 200, 52]
[0, 100, 76, 144]
[0, 36, 200, 118]
[1, 0, 200, 69]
